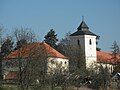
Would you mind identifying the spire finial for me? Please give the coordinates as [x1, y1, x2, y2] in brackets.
[82, 16, 84, 21]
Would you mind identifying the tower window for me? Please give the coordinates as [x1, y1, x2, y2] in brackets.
[77, 40, 80, 45]
[89, 39, 92, 45]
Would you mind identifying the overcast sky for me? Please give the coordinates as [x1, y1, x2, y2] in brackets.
[0, 0, 120, 52]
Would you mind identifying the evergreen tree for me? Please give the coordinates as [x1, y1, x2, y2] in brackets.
[0, 37, 13, 81]
[96, 35, 101, 51]
[111, 41, 120, 75]
[111, 41, 120, 54]
[1, 37, 13, 56]
[44, 29, 58, 49]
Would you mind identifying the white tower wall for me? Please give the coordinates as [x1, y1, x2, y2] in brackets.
[84, 35, 96, 68]
[70, 35, 85, 52]
[70, 35, 97, 68]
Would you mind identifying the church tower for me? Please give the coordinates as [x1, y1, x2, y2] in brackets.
[70, 20, 97, 68]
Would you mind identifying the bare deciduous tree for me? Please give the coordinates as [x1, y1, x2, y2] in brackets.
[0, 25, 4, 84]
[13, 28, 38, 90]
[18, 43, 47, 90]
[57, 33, 86, 89]
[58, 33, 85, 75]
[14, 27, 37, 50]
[47, 63, 69, 90]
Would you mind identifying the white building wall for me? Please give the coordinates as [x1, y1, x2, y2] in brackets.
[70, 35, 97, 68]
[47, 57, 69, 73]
[70, 35, 85, 54]
[84, 35, 97, 68]
[3, 57, 69, 76]
[96, 63, 114, 73]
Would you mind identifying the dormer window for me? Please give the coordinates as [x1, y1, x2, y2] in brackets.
[89, 39, 92, 45]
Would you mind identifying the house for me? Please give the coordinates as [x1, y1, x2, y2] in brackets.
[97, 51, 120, 64]
[97, 51, 120, 72]
[70, 20, 120, 71]
[3, 42, 69, 80]
[2, 19, 120, 81]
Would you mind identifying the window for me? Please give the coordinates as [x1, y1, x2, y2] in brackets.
[89, 39, 92, 45]
[65, 61, 67, 64]
[61, 61, 62, 64]
[51, 60, 55, 64]
[77, 40, 80, 45]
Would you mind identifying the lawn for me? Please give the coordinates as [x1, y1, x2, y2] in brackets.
[0, 84, 18, 90]
[0, 85, 62, 90]
[0, 84, 92, 90]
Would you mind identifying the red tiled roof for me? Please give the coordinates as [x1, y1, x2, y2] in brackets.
[6, 43, 120, 64]
[5, 42, 67, 59]
[97, 51, 120, 64]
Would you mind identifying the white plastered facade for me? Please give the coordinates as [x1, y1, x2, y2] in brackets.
[70, 34, 97, 68]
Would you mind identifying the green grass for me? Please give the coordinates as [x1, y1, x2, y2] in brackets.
[54, 87, 62, 90]
[0, 85, 92, 90]
[0, 85, 62, 90]
[30, 86, 62, 90]
[0, 85, 18, 90]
